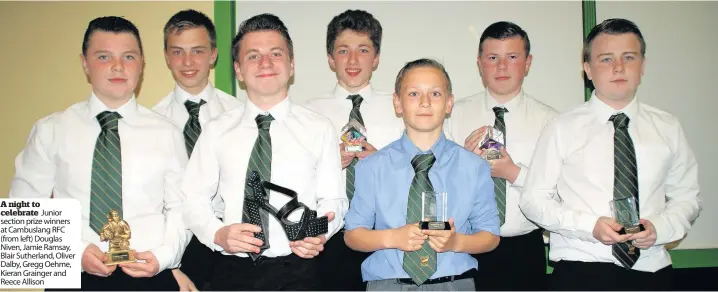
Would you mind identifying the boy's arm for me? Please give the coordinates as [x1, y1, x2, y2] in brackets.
[343, 155, 430, 253]
[343, 159, 382, 251]
[457, 161, 500, 254]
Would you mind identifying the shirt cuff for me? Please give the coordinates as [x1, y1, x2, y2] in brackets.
[577, 213, 601, 242]
[511, 163, 529, 188]
[645, 213, 671, 246]
[79, 240, 92, 273]
[204, 219, 226, 252]
[149, 244, 177, 274]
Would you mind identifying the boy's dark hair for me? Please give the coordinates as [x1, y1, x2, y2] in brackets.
[82, 16, 143, 56]
[394, 58, 452, 94]
[479, 21, 530, 57]
[231, 13, 293, 63]
[163, 9, 217, 50]
[326, 9, 383, 55]
[583, 18, 645, 62]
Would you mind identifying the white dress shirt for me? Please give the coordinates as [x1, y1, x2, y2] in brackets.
[445, 89, 559, 237]
[10, 93, 191, 273]
[181, 96, 348, 258]
[153, 82, 244, 219]
[302, 83, 405, 185]
[519, 92, 701, 272]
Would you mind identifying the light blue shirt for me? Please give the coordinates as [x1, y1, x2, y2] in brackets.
[345, 131, 500, 281]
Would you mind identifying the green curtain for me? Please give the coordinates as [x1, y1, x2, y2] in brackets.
[582, 0, 596, 102]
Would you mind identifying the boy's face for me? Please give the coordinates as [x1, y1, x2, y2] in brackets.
[165, 27, 217, 94]
[393, 67, 454, 133]
[328, 30, 379, 93]
[81, 31, 143, 103]
[584, 32, 645, 104]
[234, 30, 294, 98]
[477, 36, 532, 99]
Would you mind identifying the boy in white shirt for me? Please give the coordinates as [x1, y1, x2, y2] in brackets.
[520, 18, 701, 291]
[152, 9, 244, 290]
[302, 9, 404, 291]
[446, 21, 558, 291]
[181, 13, 347, 291]
[10, 16, 190, 290]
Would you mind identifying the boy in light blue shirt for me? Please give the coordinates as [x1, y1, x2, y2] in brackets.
[344, 58, 500, 291]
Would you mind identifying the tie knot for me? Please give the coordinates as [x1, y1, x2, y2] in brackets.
[411, 153, 436, 173]
[609, 113, 630, 129]
[184, 100, 206, 117]
[492, 106, 508, 118]
[96, 111, 122, 130]
[347, 94, 364, 108]
[255, 114, 274, 130]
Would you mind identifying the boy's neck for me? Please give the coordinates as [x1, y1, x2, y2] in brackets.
[406, 127, 442, 152]
[248, 89, 288, 111]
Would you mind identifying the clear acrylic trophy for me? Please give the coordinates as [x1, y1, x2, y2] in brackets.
[340, 119, 367, 152]
[420, 191, 450, 230]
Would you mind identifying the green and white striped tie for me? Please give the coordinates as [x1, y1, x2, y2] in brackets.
[610, 113, 641, 268]
[89, 111, 123, 234]
[403, 153, 437, 285]
[345, 94, 364, 200]
[183, 99, 206, 157]
[242, 113, 274, 250]
[492, 106, 508, 226]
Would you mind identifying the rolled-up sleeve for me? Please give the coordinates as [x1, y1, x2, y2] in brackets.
[469, 161, 500, 235]
[344, 160, 376, 231]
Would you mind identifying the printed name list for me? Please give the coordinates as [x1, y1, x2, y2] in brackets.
[0, 199, 81, 289]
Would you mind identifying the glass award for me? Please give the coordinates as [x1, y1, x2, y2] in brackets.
[610, 197, 645, 255]
[420, 191, 450, 230]
[100, 210, 136, 265]
[340, 119, 367, 152]
[478, 126, 505, 160]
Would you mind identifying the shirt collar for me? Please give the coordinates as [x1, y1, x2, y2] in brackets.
[87, 91, 138, 122]
[333, 83, 374, 104]
[173, 82, 215, 104]
[588, 90, 640, 125]
[398, 130, 449, 166]
[484, 88, 525, 113]
[242, 96, 292, 124]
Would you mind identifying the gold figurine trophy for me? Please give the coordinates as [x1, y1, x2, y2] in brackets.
[100, 210, 136, 265]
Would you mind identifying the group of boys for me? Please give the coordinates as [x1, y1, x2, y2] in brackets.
[10, 7, 700, 292]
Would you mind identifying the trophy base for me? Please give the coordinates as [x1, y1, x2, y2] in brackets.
[481, 149, 502, 160]
[104, 250, 136, 265]
[345, 145, 363, 152]
[420, 221, 450, 230]
[618, 224, 646, 235]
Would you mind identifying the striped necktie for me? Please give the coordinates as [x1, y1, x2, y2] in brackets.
[183, 99, 206, 157]
[242, 113, 275, 256]
[610, 113, 641, 268]
[89, 111, 124, 234]
[403, 153, 437, 285]
[492, 106, 508, 226]
[345, 94, 364, 200]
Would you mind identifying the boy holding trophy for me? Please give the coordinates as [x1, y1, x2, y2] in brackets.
[520, 18, 701, 290]
[9, 16, 190, 290]
[444, 21, 559, 290]
[344, 58, 500, 291]
[303, 9, 404, 291]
